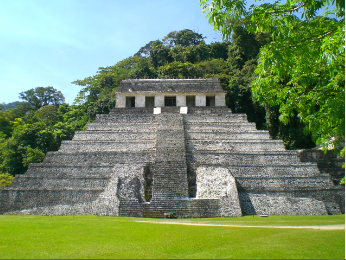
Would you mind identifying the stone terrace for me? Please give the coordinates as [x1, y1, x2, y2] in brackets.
[0, 105, 344, 217]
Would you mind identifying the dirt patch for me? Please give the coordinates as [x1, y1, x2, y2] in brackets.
[134, 220, 345, 230]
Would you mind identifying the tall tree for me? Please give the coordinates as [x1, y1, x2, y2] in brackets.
[200, 0, 345, 155]
[163, 29, 206, 47]
[19, 86, 65, 110]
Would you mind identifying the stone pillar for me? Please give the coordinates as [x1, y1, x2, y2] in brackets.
[116, 95, 126, 108]
[196, 94, 206, 106]
[135, 94, 145, 107]
[215, 93, 226, 106]
[176, 95, 186, 106]
[155, 95, 164, 107]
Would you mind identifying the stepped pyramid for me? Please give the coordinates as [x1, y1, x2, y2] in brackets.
[0, 79, 344, 217]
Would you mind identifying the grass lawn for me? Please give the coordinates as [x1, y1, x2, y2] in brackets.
[137, 214, 346, 226]
[0, 214, 344, 259]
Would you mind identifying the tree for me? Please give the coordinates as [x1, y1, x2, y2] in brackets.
[149, 41, 172, 69]
[128, 57, 158, 79]
[163, 29, 206, 47]
[73, 57, 137, 105]
[19, 86, 65, 110]
[35, 105, 60, 125]
[200, 0, 345, 156]
[134, 40, 158, 58]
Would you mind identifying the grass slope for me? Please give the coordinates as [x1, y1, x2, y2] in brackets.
[0, 215, 344, 259]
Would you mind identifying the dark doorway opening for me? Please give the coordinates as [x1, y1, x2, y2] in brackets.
[144, 164, 153, 202]
[187, 166, 196, 198]
[145, 97, 155, 108]
[206, 96, 215, 107]
[126, 97, 135, 108]
[186, 96, 195, 107]
[165, 96, 176, 106]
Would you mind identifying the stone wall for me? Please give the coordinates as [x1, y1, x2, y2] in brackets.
[298, 149, 345, 185]
[195, 166, 242, 217]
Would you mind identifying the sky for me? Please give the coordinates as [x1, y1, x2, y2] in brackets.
[0, 0, 225, 105]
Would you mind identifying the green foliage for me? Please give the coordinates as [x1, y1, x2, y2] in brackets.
[128, 57, 158, 79]
[162, 29, 205, 47]
[200, 0, 345, 154]
[134, 40, 157, 58]
[19, 86, 65, 110]
[85, 96, 116, 121]
[73, 56, 139, 105]
[0, 101, 76, 176]
[0, 172, 15, 187]
[61, 105, 89, 130]
[0, 101, 21, 111]
[36, 122, 75, 152]
[226, 58, 267, 130]
[35, 105, 60, 125]
[22, 147, 45, 168]
[0, 112, 13, 138]
[149, 41, 172, 69]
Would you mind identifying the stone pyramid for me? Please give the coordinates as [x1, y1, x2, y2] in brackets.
[0, 80, 344, 217]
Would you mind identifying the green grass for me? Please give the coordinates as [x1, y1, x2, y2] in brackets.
[139, 214, 346, 226]
[0, 215, 344, 259]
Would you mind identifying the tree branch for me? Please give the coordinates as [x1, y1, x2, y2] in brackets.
[272, 2, 306, 14]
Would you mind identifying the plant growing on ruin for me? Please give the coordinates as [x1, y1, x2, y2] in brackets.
[0, 172, 15, 187]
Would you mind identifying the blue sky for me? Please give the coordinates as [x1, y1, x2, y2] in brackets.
[0, 0, 225, 105]
[0, 0, 333, 105]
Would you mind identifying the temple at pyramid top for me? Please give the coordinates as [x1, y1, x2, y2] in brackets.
[116, 78, 226, 108]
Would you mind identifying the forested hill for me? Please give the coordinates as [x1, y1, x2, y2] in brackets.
[0, 28, 316, 181]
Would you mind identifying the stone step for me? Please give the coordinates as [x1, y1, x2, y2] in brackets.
[156, 130, 185, 137]
[142, 198, 220, 218]
[184, 115, 248, 123]
[186, 140, 286, 152]
[86, 123, 157, 131]
[154, 170, 188, 177]
[155, 139, 185, 146]
[153, 114, 189, 199]
[43, 151, 155, 164]
[118, 199, 219, 218]
[0, 190, 102, 213]
[184, 123, 257, 131]
[9, 177, 110, 190]
[187, 151, 302, 165]
[72, 131, 156, 141]
[155, 151, 187, 162]
[185, 107, 231, 115]
[109, 107, 154, 115]
[24, 164, 114, 178]
[185, 131, 270, 140]
[59, 140, 156, 153]
[188, 164, 324, 177]
[95, 114, 156, 123]
[235, 176, 335, 191]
